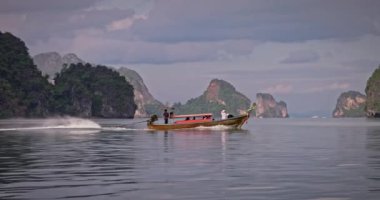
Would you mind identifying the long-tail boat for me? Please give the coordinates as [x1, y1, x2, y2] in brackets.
[147, 104, 256, 131]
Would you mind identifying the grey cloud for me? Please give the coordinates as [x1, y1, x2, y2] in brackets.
[2, 0, 380, 45]
[131, 0, 380, 43]
[0, 0, 100, 13]
[281, 50, 320, 64]
[2, 0, 379, 66]
[341, 59, 380, 72]
[79, 39, 258, 65]
[213, 65, 366, 83]
[5, 9, 134, 44]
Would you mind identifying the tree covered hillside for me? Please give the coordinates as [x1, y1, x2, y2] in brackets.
[0, 31, 52, 118]
[365, 66, 380, 117]
[52, 63, 136, 118]
[173, 79, 251, 117]
[0, 32, 137, 118]
[332, 91, 366, 118]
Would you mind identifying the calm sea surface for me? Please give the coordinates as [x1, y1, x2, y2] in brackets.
[1, 118, 380, 200]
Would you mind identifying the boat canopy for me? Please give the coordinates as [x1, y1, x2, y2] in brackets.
[171, 113, 213, 119]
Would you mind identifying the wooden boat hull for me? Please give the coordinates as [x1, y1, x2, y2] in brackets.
[147, 114, 250, 131]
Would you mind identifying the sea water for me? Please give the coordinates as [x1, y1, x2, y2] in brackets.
[0, 117, 380, 200]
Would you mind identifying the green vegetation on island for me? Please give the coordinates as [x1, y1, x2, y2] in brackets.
[173, 79, 251, 117]
[365, 66, 380, 117]
[0, 31, 136, 118]
[0, 31, 52, 118]
[332, 91, 366, 118]
[255, 93, 289, 118]
[32, 53, 164, 118]
[52, 63, 136, 118]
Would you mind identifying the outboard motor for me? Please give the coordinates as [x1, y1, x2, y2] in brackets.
[148, 114, 158, 124]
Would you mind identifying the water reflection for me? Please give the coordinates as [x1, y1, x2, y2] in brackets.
[367, 128, 380, 153]
[2, 119, 380, 200]
[0, 129, 139, 200]
[366, 127, 380, 196]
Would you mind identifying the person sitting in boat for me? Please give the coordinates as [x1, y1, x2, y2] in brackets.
[221, 110, 228, 120]
[163, 109, 169, 124]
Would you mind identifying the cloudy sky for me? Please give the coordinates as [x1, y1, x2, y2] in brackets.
[1, 0, 380, 116]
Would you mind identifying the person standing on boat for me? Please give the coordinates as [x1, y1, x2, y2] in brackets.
[221, 110, 228, 120]
[163, 109, 169, 124]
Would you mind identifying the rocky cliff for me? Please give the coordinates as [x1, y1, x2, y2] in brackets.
[33, 52, 164, 117]
[173, 79, 251, 117]
[332, 91, 366, 118]
[118, 67, 164, 117]
[33, 52, 84, 81]
[256, 93, 289, 118]
[0, 33, 137, 118]
[53, 63, 136, 118]
[365, 66, 380, 117]
[0, 32, 52, 118]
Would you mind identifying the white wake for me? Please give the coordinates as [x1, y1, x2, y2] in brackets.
[42, 117, 101, 129]
[0, 117, 101, 132]
[195, 125, 233, 130]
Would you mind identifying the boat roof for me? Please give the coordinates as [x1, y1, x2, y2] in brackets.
[171, 113, 213, 119]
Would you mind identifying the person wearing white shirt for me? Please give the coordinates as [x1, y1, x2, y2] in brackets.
[221, 110, 228, 120]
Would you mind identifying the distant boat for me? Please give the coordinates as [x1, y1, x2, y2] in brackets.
[147, 104, 256, 131]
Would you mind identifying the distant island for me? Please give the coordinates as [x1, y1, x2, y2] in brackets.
[33, 52, 165, 118]
[256, 93, 289, 118]
[172, 79, 251, 118]
[333, 66, 380, 118]
[172, 79, 289, 118]
[118, 67, 164, 117]
[332, 91, 366, 118]
[365, 66, 380, 117]
[33, 52, 84, 82]
[1, 31, 291, 119]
